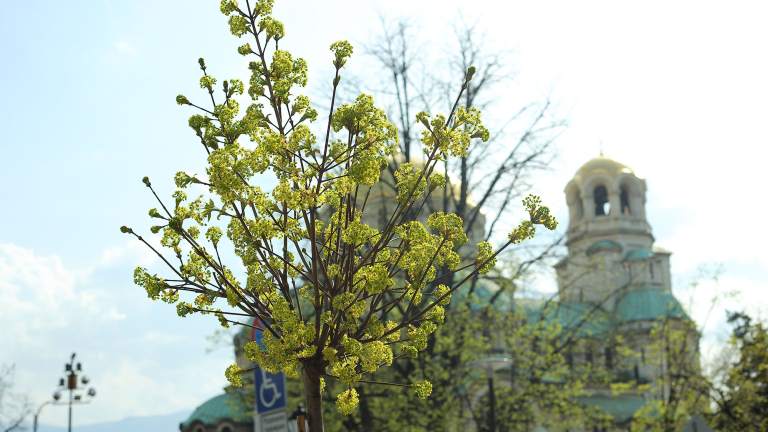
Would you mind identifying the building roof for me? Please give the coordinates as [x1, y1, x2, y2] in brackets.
[572, 155, 637, 184]
[680, 414, 715, 432]
[586, 240, 623, 255]
[450, 272, 515, 312]
[526, 302, 612, 337]
[524, 286, 689, 333]
[624, 248, 658, 261]
[181, 391, 251, 427]
[614, 287, 688, 323]
[579, 394, 648, 423]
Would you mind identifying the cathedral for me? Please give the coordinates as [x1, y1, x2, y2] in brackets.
[178, 154, 698, 432]
[547, 153, 693, 431]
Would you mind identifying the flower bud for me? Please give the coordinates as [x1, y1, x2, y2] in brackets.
[466, 65, 476, 81]
[168, 217, 183, 233]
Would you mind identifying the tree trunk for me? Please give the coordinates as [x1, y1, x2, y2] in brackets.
[358, 383, 374, 431]
[302, 365, 324, 432]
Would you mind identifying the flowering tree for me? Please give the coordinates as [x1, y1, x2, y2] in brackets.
[121, 1, 557, 430]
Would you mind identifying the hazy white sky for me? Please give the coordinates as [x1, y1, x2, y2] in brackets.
[1, 0, 767, 427]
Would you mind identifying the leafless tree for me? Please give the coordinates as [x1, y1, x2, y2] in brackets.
[362, 16, 568, 293]
[0, 365, 31, 432]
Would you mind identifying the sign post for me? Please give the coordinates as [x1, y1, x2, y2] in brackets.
[252, 320, 288, 432]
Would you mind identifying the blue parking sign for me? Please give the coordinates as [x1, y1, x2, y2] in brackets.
[252, 320, 287, 414]
[255, 368, 287, 414]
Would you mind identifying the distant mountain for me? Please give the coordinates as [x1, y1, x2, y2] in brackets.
[27, 409, 193, 432]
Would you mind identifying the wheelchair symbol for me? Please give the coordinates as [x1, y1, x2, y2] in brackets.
[259, 369, 282, 409]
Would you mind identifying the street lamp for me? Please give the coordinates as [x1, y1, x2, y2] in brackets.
[33, 399, 53, 432]
[32, 390, 68, 432]
[42, 352, 96, 432]
[467, 356, 511, 432]
[288, 404, 307, 432]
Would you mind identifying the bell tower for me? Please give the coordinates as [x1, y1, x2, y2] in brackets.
[546, 153, 695, 427]
[555, 154, 673, 311]
[563, 153, 652, 252]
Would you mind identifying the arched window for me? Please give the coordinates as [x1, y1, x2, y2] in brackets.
[620, 186, 631, 215]
[604, 347, 614, 370]
[586, 342, 596, 364]
[221, 427, 232, 432]
[594, 185, 610, 216]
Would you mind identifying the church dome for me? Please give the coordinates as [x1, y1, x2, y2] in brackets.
[449, 272, 514, 312]
[180, 391, 252, 431]
[613, 287, 688, 323]
[572, 155, 636, 184]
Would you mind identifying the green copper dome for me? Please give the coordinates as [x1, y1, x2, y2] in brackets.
[450, 272, 514, 312]
[579, 394, 648, 423]
[586, 240, 622, 255]
[614, 288, 687, 323]
[525, 302, 612, 337]
[181, 391, 251, 428]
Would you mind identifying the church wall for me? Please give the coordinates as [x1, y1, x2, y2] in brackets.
[567, 221, 654, 252]
[556, 253, 623, 307]
[658, 254, 672, 293]
[557, 248, 673, 312]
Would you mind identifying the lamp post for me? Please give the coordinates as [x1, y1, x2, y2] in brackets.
[288, 404, 307, 432]
[33, 353, 97, 432]
[52, 352, 96, 432]
[33, 399, 54, 432]
[467, 356, 511, 432]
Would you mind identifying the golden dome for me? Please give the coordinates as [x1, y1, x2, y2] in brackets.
[572, 155, 636, 184]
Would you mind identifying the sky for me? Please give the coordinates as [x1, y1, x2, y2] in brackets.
[1, 0, 767, 427]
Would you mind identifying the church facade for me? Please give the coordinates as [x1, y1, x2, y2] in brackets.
[179, 154, 698, 431]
